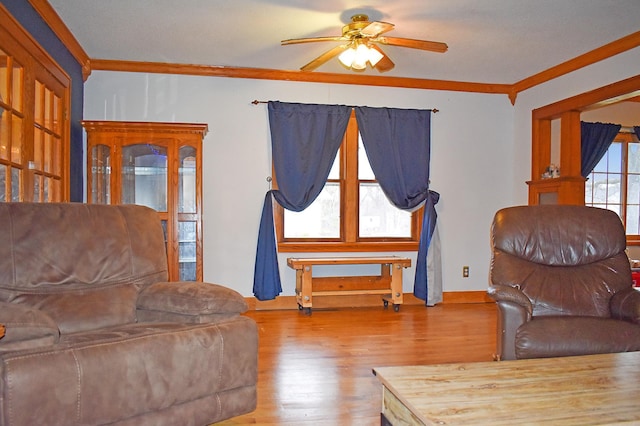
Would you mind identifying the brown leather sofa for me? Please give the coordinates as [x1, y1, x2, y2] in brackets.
[488, 204, 640, 360]
[0, 203, 258, 425]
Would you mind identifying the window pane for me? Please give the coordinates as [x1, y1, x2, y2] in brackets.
[592, 154, 608, 173]
[628, 143, 640, 174]
[358, 136, 375, 180]
[284, 182, 340, 238]
[607, 143, 622, 173]
[606, 173, 622, 204]
[359, 183, 411, 238]
[626, 204, 640, 235]
[627, 174, 640, 205]
[327, 148, 340, 180]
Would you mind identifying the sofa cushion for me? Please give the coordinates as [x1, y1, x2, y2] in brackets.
[0, 302, 59, 352]
[0, 317, 258, 425]
[516, 316, 640, 359]
[137, 282, 248, 316]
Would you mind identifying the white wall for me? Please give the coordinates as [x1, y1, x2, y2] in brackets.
[83, 70, 534, 299]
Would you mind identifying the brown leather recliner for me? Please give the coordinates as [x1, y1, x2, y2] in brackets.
[0, 203, 258, 425]
[488, 204, 640, 360]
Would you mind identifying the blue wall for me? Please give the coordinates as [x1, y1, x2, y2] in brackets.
[1, 0, 83, 201]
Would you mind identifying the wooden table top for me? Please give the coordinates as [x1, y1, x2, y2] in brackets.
[374, 351, 640, 425]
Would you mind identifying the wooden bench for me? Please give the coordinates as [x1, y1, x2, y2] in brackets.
[286, 256, 412, 314]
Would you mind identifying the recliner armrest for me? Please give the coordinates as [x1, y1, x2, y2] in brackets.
[487, 284, 533, 316]
[610, 287, 640, 324]
[136, 282, 248, 323]
[487, 285, 533, 360]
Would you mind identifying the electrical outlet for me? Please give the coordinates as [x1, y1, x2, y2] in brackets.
[463, 266, 469, 278]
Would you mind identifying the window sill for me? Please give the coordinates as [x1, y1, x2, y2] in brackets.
[278, 241, 419, 253]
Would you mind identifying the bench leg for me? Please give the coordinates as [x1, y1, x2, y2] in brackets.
[296, 266, 313, 314]
[390, 263, 404, 310]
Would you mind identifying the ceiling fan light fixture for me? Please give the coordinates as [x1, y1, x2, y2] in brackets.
[352, 43, 370, 69]
[338, 42, 385, 70]
[367, 47, 384, 67]
[338, 46, 357, 68]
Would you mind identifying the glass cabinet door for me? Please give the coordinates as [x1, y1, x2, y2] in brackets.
[121, 144, 167, 212]
[178, 146, 198, 281]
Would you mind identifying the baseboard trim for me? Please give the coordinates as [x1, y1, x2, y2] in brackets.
[246, 291, 492, 311]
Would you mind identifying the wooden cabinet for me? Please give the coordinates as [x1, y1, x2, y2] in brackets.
[82, 121, 207, 281]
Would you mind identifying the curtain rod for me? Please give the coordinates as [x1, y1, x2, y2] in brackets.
[251, 100, 438, 113]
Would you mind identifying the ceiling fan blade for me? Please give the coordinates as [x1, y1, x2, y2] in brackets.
[300, 44, 349, 71]
[374, 36, 448, 53]
[361, 21, 394, 37]
[281, 36, 346, 46]
[369, 44, 395, 73]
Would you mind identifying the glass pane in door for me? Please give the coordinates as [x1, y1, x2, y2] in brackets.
[0, 164, 5, 201]
[11, 167, 19, 201]
[121, 144, 167, 211]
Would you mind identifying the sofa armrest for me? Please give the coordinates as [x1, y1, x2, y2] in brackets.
[136, 282, 248, 323]
[610, 287, 640, 324]
[0, 301, 60, 352]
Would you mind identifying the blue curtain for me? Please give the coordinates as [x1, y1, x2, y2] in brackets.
[635, 126, 640, 141]
[581, 121, 621, 177]
[354, 106, 437, 303]
[252, 102, 351, 300]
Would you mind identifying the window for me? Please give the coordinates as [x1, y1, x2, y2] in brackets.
[0, 9, 69, 202]
[275, 111, 423, 252]
[585, 132, 640, 241]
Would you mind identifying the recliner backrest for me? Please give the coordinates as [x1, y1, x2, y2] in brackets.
[491, 205, 631, 317]
[0, 203, 169, 333]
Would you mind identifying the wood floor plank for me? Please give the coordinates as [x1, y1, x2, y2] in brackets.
[214, 303, 497, 425]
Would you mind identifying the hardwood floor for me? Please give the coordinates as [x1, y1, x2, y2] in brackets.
[215, 303, 497, 425]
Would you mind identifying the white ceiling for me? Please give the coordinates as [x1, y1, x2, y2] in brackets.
[48, 0, 640, 84]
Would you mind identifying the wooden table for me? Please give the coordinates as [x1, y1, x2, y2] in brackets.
[287, 256, 411, 314]
[373, 352, 640, 425]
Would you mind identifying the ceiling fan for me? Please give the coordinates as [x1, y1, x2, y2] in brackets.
[281, 14, 448, 73]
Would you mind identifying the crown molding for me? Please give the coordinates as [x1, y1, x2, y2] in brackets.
[28, 0, 91, 80]
[90, 59, 512, 95]
[511, 30, 640, 103]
